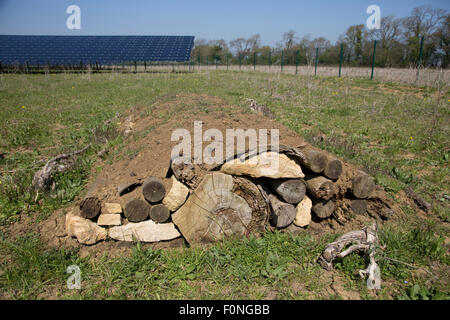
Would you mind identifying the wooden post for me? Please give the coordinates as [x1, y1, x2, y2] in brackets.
[295, 50, 299, 75]
[281, 50, 284, 73]
[254, 52, 256, 71]
[134, 61, 137, 73]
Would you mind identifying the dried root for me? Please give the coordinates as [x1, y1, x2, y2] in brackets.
[318, 222, 381, 289]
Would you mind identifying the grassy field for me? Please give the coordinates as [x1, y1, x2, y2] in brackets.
[0, 70, 449, 299]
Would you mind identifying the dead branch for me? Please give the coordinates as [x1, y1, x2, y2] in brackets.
[32, 144, 91, 190]
[319, 222, 381, 289]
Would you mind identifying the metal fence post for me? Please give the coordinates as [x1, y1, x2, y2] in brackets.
[254, 52, 256, 71]
[281, 50, 284, 73]
[314, 47, 319, 76]
[338, 44, 344, 77]
[269, 51, 272, 71]
[416, 36, 424, 84]
[226, 55, 229, 71]
[295, 50, 299, 75]
[371, 40, 377, 80]
[206, 56, 208, 70]
[216, 58, 218, 70]
[239, 55, 242, 70]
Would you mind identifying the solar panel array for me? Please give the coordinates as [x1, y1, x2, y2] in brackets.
[0, 35, 195, 65]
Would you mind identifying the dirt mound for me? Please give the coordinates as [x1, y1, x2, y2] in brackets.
[4, 93, 407, 254]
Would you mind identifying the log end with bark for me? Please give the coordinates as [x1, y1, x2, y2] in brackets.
[142, 177, 166, 203]
[124, 199, 150, 223]
[352, 173, 375, 199]
[269, 178, 306, 205]
[79, 197, 101, 220]
[306, 176, 336, 200]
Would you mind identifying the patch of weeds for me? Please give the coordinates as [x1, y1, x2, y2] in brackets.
[0, 233, 87, 299]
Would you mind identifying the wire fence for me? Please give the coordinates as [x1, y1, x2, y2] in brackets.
[1, 37, 449, 88]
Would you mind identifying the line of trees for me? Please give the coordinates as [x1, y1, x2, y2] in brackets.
[191, 5, 449, 68]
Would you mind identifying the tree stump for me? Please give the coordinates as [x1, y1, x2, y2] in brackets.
[124, 199, 150, 223]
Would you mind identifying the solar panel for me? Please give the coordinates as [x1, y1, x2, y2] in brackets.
[0, 35, 195, 65]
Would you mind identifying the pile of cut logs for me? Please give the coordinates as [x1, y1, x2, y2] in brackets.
[65, 144, 378, 246]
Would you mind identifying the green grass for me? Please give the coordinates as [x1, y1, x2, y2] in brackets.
[0, 70, 449, 299]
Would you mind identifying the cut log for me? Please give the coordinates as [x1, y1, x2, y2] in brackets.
[279, 145, 327, 173]
[268, 194, 296, 228]
[149, 204, 170, 223]
[142, 177, 166, 203]
[305, 176, 335, 200]
[79, 197, 101, 220]
[351, 199, 367, 215]
[313, 200, 335, 219]
[323, 157, 343, 180]
[294, 195, 312, 227]
[172, 172, 269, 244]
[352, 173, 375, 199]
[124, 199, 150, 223]
[220, 151, 305, 179]
[269, 178, 306, 204]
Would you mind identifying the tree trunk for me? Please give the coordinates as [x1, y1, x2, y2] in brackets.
[172, 172, 269, 244]
[269, 178, 306, 204]
[352, 173, 375, 199]
[149, 204, 170, 223]
[323, 157, 343, 180]
[313, 200, 335, 219]
[79, 197, 101, 220]
[268, 194, 296, 228]
[305, 176, 336, 200]
[142, 176, 166, 203]
[124, 199, 150, 223]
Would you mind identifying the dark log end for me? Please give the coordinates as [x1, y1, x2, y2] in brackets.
[142, 177, 166, 203]
[324, 158, 343, 180]
[79, 197, 101, 219]
[124, 199, 150, 222]
[149, 204, 170, 223]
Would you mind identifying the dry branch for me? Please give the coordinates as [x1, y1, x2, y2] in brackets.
[32, 144, 91, 190]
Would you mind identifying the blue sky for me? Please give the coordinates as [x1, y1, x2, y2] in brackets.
[0, 0, 448, 45]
